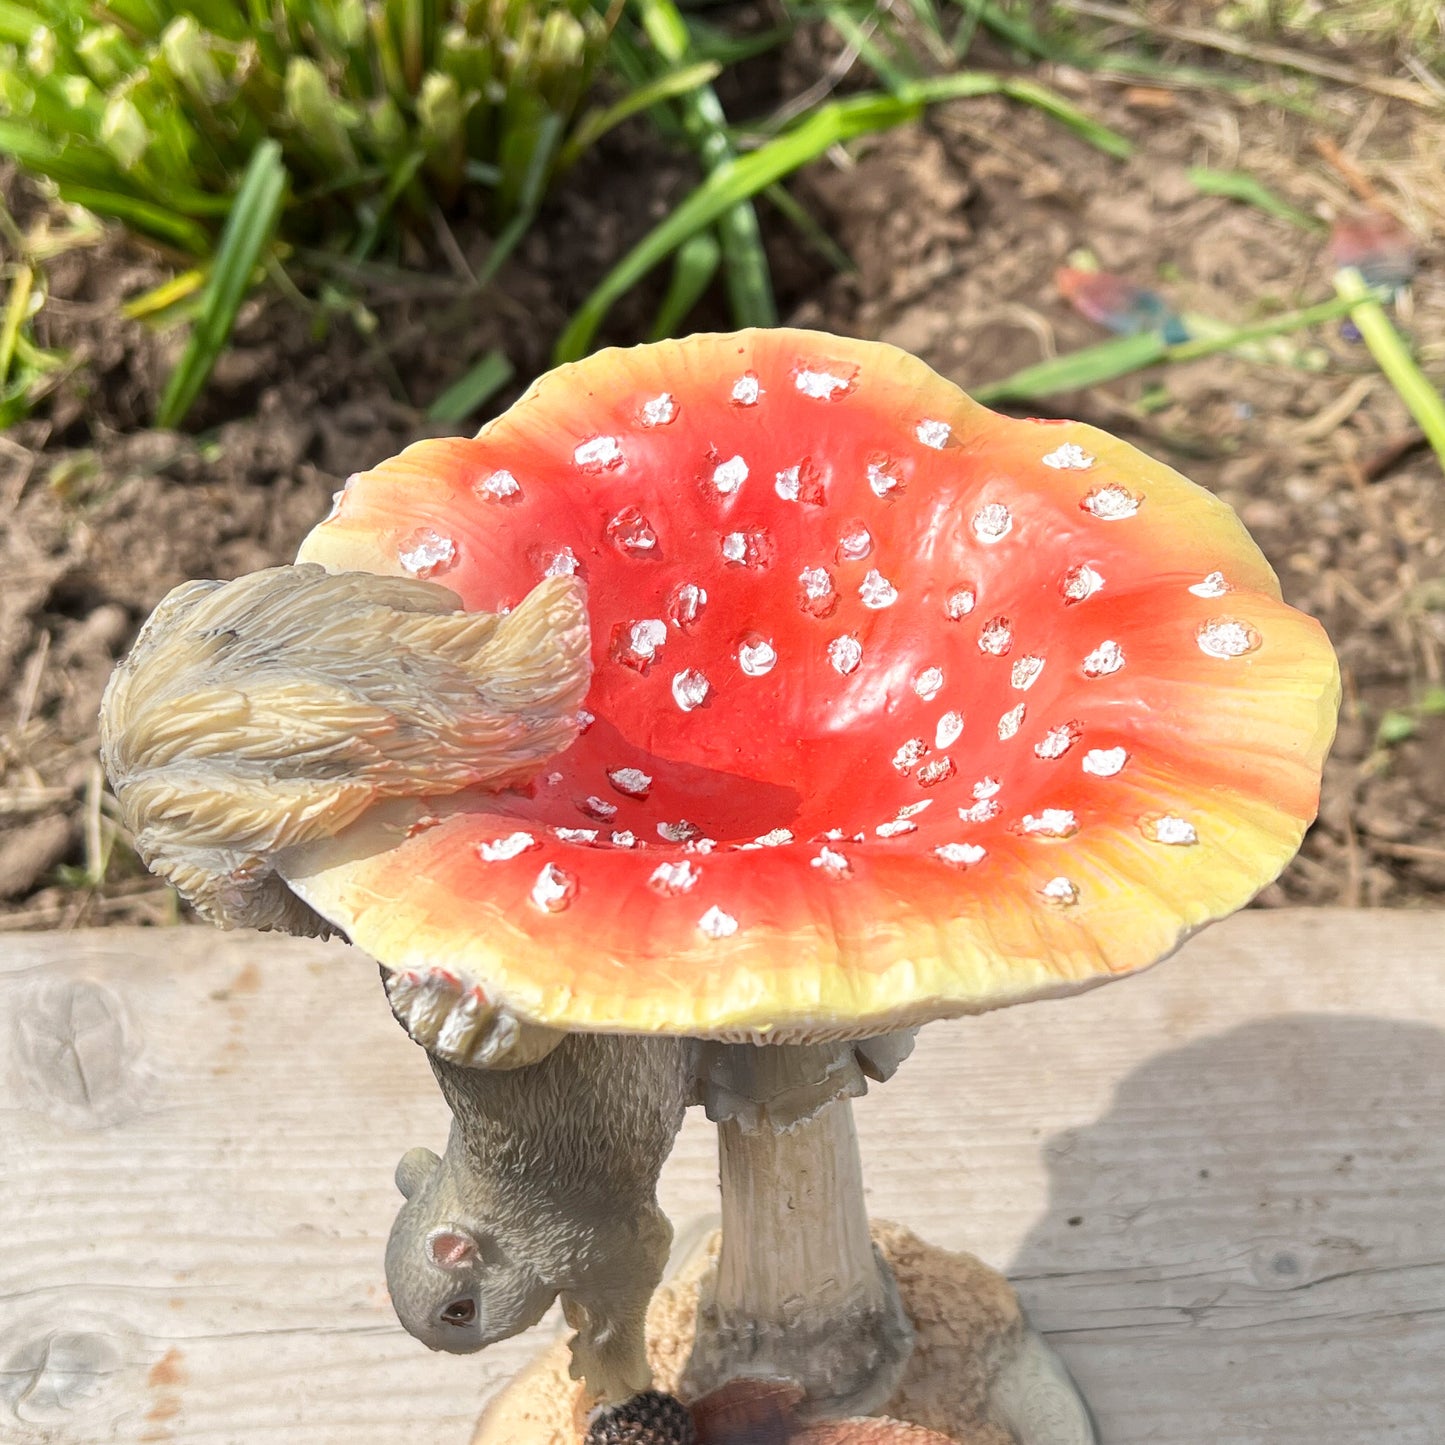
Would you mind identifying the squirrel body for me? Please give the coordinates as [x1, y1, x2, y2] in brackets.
[386, 1027, 693, 1403]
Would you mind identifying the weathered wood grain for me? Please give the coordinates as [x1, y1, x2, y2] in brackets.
[1, 910, 1442, 1444]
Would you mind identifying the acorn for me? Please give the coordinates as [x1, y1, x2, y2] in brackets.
[585, 1390, 699, 1445]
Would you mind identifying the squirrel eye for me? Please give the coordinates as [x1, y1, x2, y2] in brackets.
[440, 1298, 476, 1326]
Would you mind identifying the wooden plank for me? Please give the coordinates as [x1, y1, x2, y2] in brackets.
[1, 910, 1442, 1444]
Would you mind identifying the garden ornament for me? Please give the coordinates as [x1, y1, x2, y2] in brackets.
[100, 329, 1338, 1442]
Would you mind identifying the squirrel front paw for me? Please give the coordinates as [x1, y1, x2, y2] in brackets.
[381, 964, 562, 1068]
[564, 1298, 653, 1405]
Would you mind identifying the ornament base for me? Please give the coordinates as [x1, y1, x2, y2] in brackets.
[473, 1222, 1095, 1445]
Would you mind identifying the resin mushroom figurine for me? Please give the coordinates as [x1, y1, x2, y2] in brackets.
[100, 328, 1338, 1444]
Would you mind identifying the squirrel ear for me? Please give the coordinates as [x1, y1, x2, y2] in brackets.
[395, 1146, 441, 1199]
[426, 1227, 479, 1270]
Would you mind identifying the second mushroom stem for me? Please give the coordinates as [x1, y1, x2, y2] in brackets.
[683, 1042, 915, 1416]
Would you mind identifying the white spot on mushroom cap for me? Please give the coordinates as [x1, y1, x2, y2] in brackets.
[998, 703, 1026, 740]
[1143, 814, 1198, 845]
[1190, 571, 1231, 598]
[398, 528, 455, 578]
[829, 635, 863, 674]
[1197, 618, 1261, 658]
[608, 766, 653, 798]
[1035, 721, 1082, 760]
[972, 503, 1013, 543]
[531, 862, 575, 911]
[898, 800, 933, 818]
[877, 819, 917, 837]
[1082, 640, 1125, 677]
[917, 756, 956, 787]
[1061, 564, 1104, 603]
[610, 830, 639, 848]
[574, 435, 623, 470]
[1082, 484, 1141, 519]
[1041, 876, 1079, 905]
[935, 842, 986, 867]
[698, 905, 738, 938]
[799, 566, 837, 614]
[837, 524, 873, 562]
[731, 373, 762, 405]
[795, 368, 853, 399]
[626, 619, 667, 663]
[893, 738, 928, 773]
[775, 465, 802, 501]
[666, 582, 707, 628]
[916, 419, 951, 449]
[607, 507, 657, 553]
[913, 666, 944, 701]
[868, 459, 902, 496]
[554, 827, 598, 843]
[658, 819, 700, 844]
[959, 798, 1001, 824]
[975, 777, 1001, 799]
[1083, 747, 1128, 777]
[936, 711, 964, 748]
[577, 709, 595, 732]
[946, 587, 976, 619]
[1022, 809, 1078, 838]
[721, 531, 769, 567]
[672, 668, 711, 710]
[477, 468, 521, 500]
[979, 617, 1013, 656]
[753, 828, 794, 847]
[1042, 443, 1095, 470]
[859, 570, 898, 609]
[713, 455, 748, 494]
[477, 831, 538, 862]
[641, 393, 676, 427]
[739, 638, 777, 676]
[650, 859, 700, 895]
[1012, 656, 1045, 691]
[544, 547, 579, 577]
[811, 845, 851, 877]
[583, 795, 618, 820]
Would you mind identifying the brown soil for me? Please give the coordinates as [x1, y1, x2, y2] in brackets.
[2, 23, 1443, 929]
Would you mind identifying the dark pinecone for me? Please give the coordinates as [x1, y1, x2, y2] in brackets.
[584, 1390, 698, 1445]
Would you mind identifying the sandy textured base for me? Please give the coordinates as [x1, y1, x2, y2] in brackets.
[473, 1222, 1025, 1445]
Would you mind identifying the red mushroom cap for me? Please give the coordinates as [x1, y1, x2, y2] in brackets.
[288, 329, 1338, 1041]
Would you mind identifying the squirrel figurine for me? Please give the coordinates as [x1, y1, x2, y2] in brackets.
[382, 967, 694, 1405]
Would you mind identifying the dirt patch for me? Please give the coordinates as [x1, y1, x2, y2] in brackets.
[1, 31, 1442, 928]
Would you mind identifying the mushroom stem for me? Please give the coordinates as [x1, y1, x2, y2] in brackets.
[683, 1044, 914, 1417]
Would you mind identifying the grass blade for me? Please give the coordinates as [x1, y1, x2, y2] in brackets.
[427, 347, 515, 423]
[558, 61, 723, 171]
[1188, 167, 1323, 231]
[0, 261, 34, 387]
[973, 292, 1367, 403]
[556, 72, 1125, 361]
[1333, 266, 1445, 474]
[156, 139, 286, 428]
[632, 0, 776, 329]
[648, 228, 722, 340]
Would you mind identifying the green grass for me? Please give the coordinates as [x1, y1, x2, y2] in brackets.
[3, 0, 1141, 421]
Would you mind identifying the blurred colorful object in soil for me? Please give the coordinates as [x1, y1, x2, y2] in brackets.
[1328, 209, 1418, 291]
[1056, 267, 1190, 343]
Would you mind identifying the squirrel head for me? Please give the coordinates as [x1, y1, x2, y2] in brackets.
[385, 1145, 556, 1353]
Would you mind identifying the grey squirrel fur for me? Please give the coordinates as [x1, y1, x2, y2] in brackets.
[385, 1022, 693, 1404]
